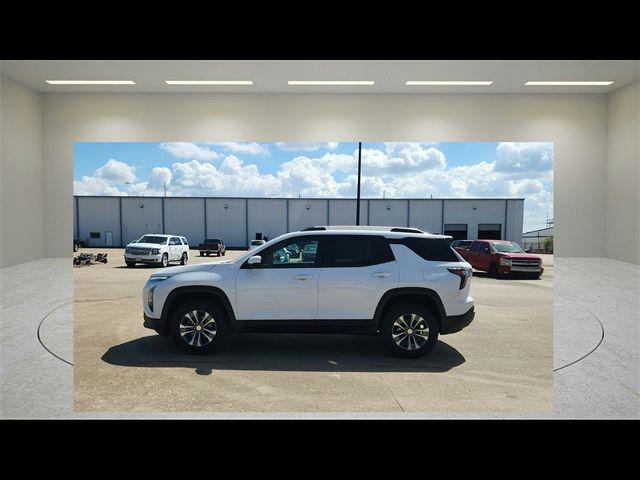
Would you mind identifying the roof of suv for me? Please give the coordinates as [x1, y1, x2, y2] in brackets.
[299, 226, 451, 240]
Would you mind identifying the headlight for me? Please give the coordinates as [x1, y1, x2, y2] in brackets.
[149, 274, 172, 281]
[147, 286, 155, 311]
[500, 257, 511, 266]
[151, 248, 160, 254]
[125, 247, 130, 253]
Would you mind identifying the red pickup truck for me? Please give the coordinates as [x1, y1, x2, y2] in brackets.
[458, 240, 543, 278]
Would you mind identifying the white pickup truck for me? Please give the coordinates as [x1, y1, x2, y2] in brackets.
[125, 234, 189, 268]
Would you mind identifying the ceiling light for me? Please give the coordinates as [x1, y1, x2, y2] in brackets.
[165, 80, 254, 85]
[288, 80, 375, 86]
[405, 81, 493, 86]
[525, 81, 614, 86]
[46, 80, 136, 85]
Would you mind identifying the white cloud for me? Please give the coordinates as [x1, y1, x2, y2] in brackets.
[211, 142, 270, 155]
[150, 167, 172, 188]
[275, 142, 340, 152]
[94, 159, 136, 183]
[160, 142, 219, 161]
[494, 142, 553, 172]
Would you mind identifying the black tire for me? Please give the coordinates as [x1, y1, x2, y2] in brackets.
[181, 252, 188, 265]
[217, 251, 221, 257]
[126, 261, 136, 268]
[161, 253, 168, 268]
[382, 303, 439, 358]
[199, 252, 203, 257]
[170, 299, 229, 354]
[222, 251, 225, 256]
[489, 263, 501, 279]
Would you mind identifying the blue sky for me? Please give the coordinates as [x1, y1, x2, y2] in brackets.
[74, 141, 553, 231]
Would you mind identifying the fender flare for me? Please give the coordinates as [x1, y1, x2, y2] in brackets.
[373, 287, 446, 327]
[161, 285, 237, 325]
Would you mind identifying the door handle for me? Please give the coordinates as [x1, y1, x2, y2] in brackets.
[372, 272, 391, 278]
[293, 274, 314, 280]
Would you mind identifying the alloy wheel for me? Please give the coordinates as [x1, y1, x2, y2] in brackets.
[392, 313, 429, 351]
[179, 310, 217, 347]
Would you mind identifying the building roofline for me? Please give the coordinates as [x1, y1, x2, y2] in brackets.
[73, 195, 526, 201]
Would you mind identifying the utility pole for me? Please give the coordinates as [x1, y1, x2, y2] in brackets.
[356, 142, 362, 225]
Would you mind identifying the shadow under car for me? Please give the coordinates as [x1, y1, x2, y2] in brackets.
[102, 333, 466, 375]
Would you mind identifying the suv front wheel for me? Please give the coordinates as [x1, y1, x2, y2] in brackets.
[382, 303, 439, 358]
[170, 300, 229, 354]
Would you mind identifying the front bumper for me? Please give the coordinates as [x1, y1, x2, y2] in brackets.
[440, 306, 475, 335]
[143, 313, 169, 336]
[125, 253, 163, 263]
[498, 265, 544, 275]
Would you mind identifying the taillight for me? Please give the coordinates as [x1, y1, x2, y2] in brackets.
[448, 267, 472, 289]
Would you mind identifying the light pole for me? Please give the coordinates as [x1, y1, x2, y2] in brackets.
[125, 181, 132, 196]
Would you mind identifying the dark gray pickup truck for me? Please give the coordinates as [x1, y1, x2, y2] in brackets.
[198, 238, 226, 257]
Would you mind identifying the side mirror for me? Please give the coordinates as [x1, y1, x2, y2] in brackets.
[525, 249, 530, 253]
[248, 255, 262, 265]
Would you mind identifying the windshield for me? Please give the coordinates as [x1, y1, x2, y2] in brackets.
[138, 235, 168, 245]
[492, 242, 524, 253]
[205, 239, 220, 243]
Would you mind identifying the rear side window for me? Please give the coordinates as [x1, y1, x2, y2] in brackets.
[391, 237, 459, 262]
[470, 242, 480, 252]
[324, 235, 395, 267]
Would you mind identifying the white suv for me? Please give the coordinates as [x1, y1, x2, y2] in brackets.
[142, 226, 475, 358]
[125, 234, 189, 268]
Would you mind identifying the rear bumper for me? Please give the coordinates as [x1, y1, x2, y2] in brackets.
[440, 306, 475, 335]
[143, 313, 169, 336]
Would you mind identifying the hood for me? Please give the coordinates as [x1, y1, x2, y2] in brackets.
[152, 260, 233, 277]
[498, 252, 542, 260]
[127, 242, 165, 249]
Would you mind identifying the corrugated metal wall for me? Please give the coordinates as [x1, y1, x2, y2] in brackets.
[206, 198, 246, 248]
[164, 198, 206, 246]
[121, 197, 163, 245]
[247, 199, 287, 244]
[76, 197, 121, 247]
[328, 199, 368, 225]
[74, 196, 524, 247]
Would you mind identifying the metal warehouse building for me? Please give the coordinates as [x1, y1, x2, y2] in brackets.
[73, 196, 524, 248]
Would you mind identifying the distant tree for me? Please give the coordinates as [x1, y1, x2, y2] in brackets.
[543, 235, 554, 254]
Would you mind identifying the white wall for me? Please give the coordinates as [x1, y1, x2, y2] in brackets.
[42, 92, 609, 259]
[606, 81, 639, 264]
[1, 75, 43, 268]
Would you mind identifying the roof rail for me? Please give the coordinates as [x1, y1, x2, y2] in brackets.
[301, 226, 326, 231]
[389, 227, 425, 234]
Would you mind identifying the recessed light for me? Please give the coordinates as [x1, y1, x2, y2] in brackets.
[165, 80, 254, 85]
[46, 80, 136, 85]
[525, 81, 614, 86]
[405, 81, 494, 86]
[288, 80, 375, 86]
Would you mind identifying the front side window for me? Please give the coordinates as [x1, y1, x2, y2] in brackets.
[480, 244, 490, 254]
[249, 237, 321, 268]
[324, 235, 394, 267]
[170, 237, 181, 245]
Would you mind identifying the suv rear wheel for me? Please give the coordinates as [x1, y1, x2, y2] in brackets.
[181, 252, 188, 265]
[382, 303, 439, 358]
[170, 300, 229, 354]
